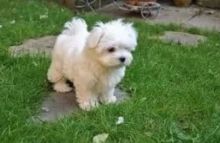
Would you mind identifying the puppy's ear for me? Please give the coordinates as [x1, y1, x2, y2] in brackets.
[86, 25, 104, 48]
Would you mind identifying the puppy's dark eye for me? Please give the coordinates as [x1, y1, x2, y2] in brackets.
[108, 47, 115, 53]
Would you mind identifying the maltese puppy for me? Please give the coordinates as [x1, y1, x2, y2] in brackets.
[47, 17, 138, 110]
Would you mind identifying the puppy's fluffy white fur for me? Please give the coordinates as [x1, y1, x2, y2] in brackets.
[47, 17, 138, 110]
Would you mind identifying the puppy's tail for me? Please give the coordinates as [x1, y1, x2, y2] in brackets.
[62, 17, 88, 35]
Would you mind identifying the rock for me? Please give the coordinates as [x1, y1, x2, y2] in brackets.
[196, 0, 220, 9]
[9, 36, 56, 57]
[34, 88, 129, 122]
[159, 31, 207, 47]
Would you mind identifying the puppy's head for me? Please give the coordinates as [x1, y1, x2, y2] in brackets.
[86, 19, 138, 68]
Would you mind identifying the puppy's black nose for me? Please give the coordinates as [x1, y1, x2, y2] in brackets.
[119, 57, 126, 63]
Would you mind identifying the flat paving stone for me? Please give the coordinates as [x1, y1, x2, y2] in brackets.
[9, 36, 56, 57]
[159, 31, 207, 46]
[31, 88, 129, 122]
[185, 13, 220, 31]
[152, 5, 199, 25]
[98, 3, 220, 31]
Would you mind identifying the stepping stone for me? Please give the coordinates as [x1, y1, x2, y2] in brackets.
[32, 88, 129, 122]
[9, 36, 56, 57]
[159, 31, 207, 46]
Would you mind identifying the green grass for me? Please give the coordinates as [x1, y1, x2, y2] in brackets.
[1, 0, 220, 142]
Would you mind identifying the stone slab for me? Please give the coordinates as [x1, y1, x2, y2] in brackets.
[9, 36, 56, 57]
[152, 5, 199, 24]
[185, 12, 220, 31]
[159, 31, 207, 46]
[31, 88, 129, 122]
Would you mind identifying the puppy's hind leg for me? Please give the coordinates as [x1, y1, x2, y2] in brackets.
[53, 78, 72, 93]
[47, 59, 63, 83]
[48, 59, 72, 93]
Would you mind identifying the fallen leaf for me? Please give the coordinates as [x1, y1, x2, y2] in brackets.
[93, 133, 109, 143]
[116, 116, 124, 125]
[40, 14, 48, 19]
[41, 107, 50, 112]
[10, 20, 16, 24]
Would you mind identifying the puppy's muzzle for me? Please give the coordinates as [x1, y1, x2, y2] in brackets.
[119, 57, 126, 63]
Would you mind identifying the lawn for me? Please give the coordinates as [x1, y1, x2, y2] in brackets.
[0, 0, 220, 142]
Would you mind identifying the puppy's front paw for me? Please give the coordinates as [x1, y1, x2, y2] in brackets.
[78, 97, 99, 111]
[53, 82, 72, 93]
[100, 95, 117, 104]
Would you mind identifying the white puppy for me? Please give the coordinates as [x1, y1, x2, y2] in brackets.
[47, 17, 138, 110]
